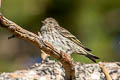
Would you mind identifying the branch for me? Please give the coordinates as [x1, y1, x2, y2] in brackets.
[0, 13, 75, 80]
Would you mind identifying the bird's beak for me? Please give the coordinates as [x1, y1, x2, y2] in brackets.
[42, 21, 45, 24]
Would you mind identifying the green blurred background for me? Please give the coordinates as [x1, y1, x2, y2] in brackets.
[0, 0, 120, 72]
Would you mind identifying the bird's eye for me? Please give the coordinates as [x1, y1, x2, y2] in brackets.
[49, 21, 52, 23]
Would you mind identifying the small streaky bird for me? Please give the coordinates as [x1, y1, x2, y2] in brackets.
[40, 18, 99, 62]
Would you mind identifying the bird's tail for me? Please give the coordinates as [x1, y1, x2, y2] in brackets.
[81, 49, 99, 63]
[85, 52, 99, 63]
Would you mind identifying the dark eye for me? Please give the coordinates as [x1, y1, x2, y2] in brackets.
[49, 21, 52, 23]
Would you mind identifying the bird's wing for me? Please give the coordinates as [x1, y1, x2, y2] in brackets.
[55, 26, 91, 51]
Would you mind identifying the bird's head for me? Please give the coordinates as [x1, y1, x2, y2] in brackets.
[42, 18, 58, 27]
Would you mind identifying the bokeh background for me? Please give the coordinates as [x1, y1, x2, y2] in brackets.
[0, 0, 120, 72]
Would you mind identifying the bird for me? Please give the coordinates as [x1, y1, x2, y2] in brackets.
[40, 18, 99, 62]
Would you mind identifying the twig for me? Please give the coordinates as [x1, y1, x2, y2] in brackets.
[99, 62, 112, 80]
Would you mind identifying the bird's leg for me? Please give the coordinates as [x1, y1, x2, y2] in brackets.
[40, 50, 50, 63]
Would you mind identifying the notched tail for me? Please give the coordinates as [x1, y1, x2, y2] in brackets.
[86, 54, 99, 63]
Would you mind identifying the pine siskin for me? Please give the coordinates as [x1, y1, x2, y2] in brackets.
[40, 18, 99, 62]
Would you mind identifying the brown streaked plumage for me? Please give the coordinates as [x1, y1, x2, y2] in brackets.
[40, 18, 99, 62]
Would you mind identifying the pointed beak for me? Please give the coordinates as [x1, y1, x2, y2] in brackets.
[42, 21, 45, 24]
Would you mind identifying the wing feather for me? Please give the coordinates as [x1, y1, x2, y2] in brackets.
[55, 26, 91, 51]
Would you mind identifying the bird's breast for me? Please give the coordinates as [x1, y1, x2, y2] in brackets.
[41, 30, 82, 55]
